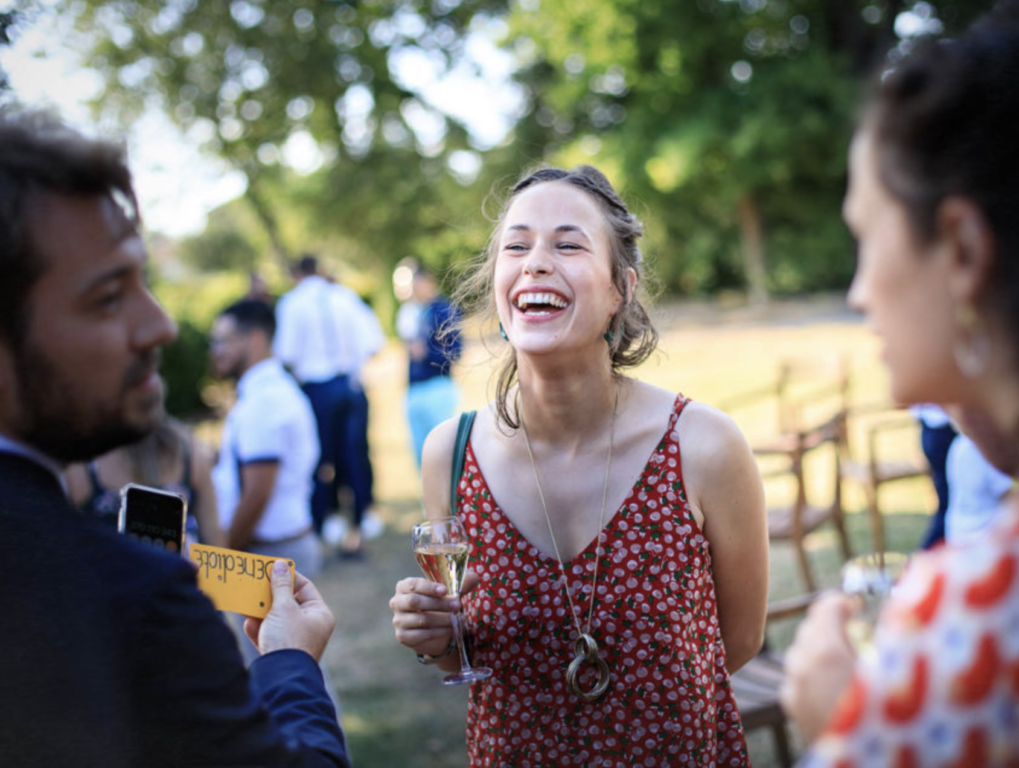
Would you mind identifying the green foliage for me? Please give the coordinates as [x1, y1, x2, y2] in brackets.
[59, 0, 507, 293]
[152, 271, 251, 417]
[155, 270, 250, 330]
[160, 318, 211, 418]
[500, 0, 994, 296]
[501, 0, 860, 296]
[49, 0, 998, 302]
[0, 10, 15, 93]
[178, 199, 266, 273]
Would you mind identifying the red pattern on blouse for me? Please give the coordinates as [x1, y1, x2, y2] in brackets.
[455, 395, 750, 767]
[802, 504, 1019, 768]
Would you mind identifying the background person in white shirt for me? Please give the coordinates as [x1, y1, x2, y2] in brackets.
[210, 299, 321, 578]
[943, 432, 1013, 544]
[274, 255, 381, 552]
[209, 302, 344, 713]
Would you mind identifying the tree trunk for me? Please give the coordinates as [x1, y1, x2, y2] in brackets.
[737, 195, 769, 305]
[244, 178, 290, 273]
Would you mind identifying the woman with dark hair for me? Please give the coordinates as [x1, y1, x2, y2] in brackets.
[66, 415, 224, 550]
[781, 2, 1019, 764]
[390, 165, 768, 766]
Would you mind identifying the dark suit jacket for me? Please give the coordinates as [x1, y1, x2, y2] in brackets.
[0, 451, 350, 768]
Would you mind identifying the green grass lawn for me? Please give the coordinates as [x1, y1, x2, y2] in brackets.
[316, 296, 933, 768]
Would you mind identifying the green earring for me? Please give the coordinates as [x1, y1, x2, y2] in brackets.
[603, 329, 614, 344]
[499, 322, 509, 341]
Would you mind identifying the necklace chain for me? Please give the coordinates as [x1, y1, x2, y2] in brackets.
[519, 382, 619, 638]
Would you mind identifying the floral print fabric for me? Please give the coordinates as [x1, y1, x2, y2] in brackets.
[800, 504, 1019, 768]
[456, 395, 749, 767]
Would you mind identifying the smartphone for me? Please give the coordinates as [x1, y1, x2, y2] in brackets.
[118, 483, 188, 554]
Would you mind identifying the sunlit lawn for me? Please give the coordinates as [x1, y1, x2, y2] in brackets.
[316, 295, 932, 768]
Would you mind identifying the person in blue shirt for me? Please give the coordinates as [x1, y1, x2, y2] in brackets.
[405, 265, 463, 468]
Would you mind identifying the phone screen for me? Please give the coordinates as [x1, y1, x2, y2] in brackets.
[118, 484, 187, 554]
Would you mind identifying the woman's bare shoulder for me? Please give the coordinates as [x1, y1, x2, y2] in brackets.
[676, 399, 749, 452]
[674, 399, 759, 503]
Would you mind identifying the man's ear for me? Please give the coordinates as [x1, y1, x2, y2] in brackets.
[938, 197, 996, 305]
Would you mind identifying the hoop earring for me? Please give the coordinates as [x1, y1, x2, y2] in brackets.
[953, 304, 991, 378]
[499, 322, 509, 342]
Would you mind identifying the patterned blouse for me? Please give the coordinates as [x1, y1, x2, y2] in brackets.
[455, 395, 749, 768]
[799, 502, 1019, 767]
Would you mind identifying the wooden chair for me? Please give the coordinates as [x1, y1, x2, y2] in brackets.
[718, 355, 851, 455]
[721, 357, 855, 590]
[731, 593, 819, 768]
[756, 413, 852, 592]
[838, 405, 929, 554]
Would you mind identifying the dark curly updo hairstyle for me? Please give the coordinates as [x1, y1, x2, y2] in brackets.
[453, 165, 658, 429]
[863, 0, 1019, 338]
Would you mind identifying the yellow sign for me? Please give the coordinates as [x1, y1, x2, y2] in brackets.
[189, 543, 295, 618]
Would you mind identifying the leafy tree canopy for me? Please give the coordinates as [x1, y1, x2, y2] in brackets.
[502, 0, 992, 296]
[47, 0, 995, 303]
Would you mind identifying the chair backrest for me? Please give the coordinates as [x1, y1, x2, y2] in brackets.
[719, 354, 851, 445]
[776, 355, 851, 435]
[839, 404, 927, 478]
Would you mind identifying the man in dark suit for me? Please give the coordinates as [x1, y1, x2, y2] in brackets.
[0, 107, 350, 767]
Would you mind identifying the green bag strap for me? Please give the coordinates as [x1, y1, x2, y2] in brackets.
[450, 410, 477, 514]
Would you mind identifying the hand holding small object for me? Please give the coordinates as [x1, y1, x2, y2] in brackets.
[244, 560, 335, 661]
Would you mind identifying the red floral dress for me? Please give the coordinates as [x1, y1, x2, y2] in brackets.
[455, 396, 749, 767]
[800, 503, 1019, 768]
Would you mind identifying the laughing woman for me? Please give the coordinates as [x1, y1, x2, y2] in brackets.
[390, 166, 768, 767]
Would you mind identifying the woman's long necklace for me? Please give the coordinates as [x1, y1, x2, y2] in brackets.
[518, 383, 618, 702]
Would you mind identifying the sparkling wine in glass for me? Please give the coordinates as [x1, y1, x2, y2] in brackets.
[841, 551, 909, 654]
[412, 517, 492, 685]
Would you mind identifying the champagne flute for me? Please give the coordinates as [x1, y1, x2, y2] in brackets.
[840, 551, 909, 654]
[412, 517, 492, 685]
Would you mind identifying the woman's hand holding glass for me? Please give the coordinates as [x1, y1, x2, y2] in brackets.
[781, 552, 910, 744]
[390, 517, 491, 684]
[410, 517, 492, 685]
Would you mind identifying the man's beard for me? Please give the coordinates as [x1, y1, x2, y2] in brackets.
[12, 342, 164, 464]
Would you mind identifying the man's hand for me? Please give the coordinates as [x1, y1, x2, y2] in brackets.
[244, 560, 335, 661]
